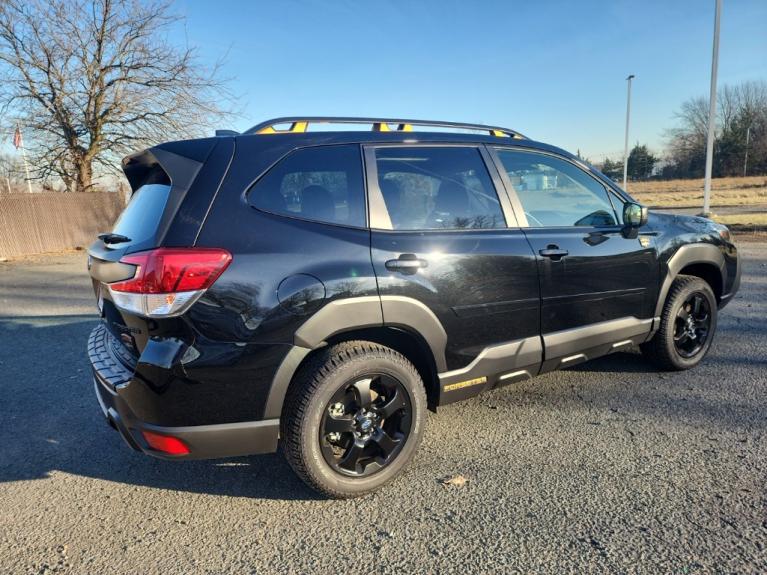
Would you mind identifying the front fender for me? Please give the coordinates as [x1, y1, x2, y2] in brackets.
[654, 242, 726, 317]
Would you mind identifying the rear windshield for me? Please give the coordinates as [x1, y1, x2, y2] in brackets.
[110, 183, 171, 247]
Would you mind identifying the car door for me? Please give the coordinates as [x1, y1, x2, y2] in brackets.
[365, 144, 542, 403]
[489, 147, 660, 372]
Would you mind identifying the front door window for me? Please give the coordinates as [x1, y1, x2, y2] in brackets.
[494, 149, 618, 228]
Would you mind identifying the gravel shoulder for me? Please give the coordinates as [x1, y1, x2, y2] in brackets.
[0, 245, 765, 574]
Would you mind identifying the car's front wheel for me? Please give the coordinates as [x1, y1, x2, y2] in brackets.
[641, 274, 718, 370]
[281, 341, 427, 498]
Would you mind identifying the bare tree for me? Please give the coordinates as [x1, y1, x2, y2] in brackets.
[0, 0, 232, 192]
[0, 153, 24, 192]
[664, 81, 767, 178]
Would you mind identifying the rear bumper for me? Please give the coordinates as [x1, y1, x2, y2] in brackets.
[89, 325, 279, 460]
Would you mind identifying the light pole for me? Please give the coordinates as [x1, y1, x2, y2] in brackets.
[743, 125, 751, 177]
[623, 74, 635, 190]
[702, 0, 722, 216]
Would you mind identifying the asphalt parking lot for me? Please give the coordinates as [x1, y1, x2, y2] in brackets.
[1, 243, 765, 574]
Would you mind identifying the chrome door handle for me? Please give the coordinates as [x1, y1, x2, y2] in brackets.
[385, 254, 428, 273]
[538, 246, 569, 260]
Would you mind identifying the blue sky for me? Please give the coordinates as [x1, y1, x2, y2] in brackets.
[173, 0, 766, 162]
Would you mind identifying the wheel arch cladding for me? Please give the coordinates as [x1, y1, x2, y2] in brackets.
[263, 296, 448, 419]
[292, 296, 448, 371]
[655, 243, 725, 317]
[324, 326, 441, 411]
[677, 262, 723, 301]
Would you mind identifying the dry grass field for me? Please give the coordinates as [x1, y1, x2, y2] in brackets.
[623, 175, 767, 236]
[711, 212, 767, 225]
[628, 175, 767, 208]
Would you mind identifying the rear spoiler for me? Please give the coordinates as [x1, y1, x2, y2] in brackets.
[121, 138, 219, 195]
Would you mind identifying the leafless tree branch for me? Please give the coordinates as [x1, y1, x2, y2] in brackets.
[0, 0, 234, 192]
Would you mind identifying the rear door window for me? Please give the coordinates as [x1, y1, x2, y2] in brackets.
[373, 146, 506, 230]
[248, 144, 366, 227]
[111, 183, 172, 247]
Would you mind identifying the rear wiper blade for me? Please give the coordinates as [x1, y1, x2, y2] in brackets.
[98, 232, 131, 245]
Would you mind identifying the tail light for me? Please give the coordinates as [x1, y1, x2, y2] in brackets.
[107, 248, 232, 317]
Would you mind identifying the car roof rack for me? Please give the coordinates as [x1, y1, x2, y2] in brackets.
[243, 116, 526, 139]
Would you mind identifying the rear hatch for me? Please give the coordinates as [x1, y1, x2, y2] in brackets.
[88, 137, 232, 363]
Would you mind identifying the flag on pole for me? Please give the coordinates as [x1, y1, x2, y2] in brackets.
[14, 125, 33, 193]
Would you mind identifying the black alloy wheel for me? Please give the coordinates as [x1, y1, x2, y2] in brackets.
[320, 374, 412, 477]
[281, 341, 427, 498]
[641, 274, 718, 371]
[673, 291, 712, 358]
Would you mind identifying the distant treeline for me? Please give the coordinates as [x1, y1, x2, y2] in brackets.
[597, 80, 767, 181]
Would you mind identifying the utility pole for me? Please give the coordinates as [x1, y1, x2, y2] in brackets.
[702, 0, 722, 216]
[743, 125, 751, 177]
[623, 74, 635, 190]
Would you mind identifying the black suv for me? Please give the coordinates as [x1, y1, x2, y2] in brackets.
[88, 117, 741, 497]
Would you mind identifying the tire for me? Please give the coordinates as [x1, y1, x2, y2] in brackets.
[281, 341, 427, 498]
[641, 274, 718, 371]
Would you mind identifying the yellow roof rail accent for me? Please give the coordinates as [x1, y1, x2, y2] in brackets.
[256, 121, 307, 135]
[373, 122, 413, 132]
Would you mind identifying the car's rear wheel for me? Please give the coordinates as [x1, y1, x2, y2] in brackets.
[641, 275, 718, 371]
[281, 341, 427, 498]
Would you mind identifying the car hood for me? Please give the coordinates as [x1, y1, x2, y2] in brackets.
[647, 210, 721, 234]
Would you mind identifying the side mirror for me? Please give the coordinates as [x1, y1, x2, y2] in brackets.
[623, 202, 648, 228]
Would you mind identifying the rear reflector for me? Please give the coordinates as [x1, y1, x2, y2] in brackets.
[107, 248, 232, 317]
[141, 430, 190, 455]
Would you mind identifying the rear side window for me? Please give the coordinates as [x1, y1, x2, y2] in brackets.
[111, 183, 172, 247]
[249, 144, 365, 227]
[374, 147, 505, 230]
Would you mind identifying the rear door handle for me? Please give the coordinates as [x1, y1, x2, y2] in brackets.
[538, 246, 569, 260]
[385, 254, 428, 273]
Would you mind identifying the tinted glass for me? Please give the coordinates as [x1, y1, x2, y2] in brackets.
[111, 183, 171, 246]
[375, 147, 505, 230]
[249, 144, 365, 227]
[495, 149, 617, 227]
